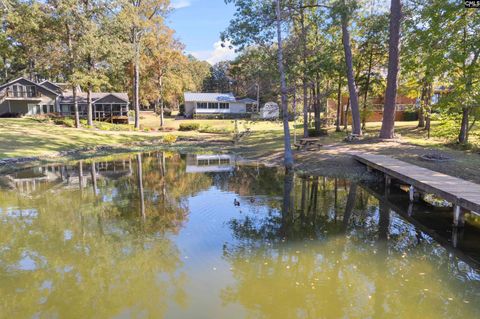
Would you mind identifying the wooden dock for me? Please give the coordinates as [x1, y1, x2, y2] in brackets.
[354, 154, 480, 224]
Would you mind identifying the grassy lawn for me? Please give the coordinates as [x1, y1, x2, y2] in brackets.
[139, 110, 290, 132]
[0, 111, 477, 160]
[0, 118, 180, 158]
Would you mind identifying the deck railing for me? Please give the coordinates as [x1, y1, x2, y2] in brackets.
[5, 90, 42, 98]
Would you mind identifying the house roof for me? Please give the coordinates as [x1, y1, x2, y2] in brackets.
[236, 98, 257, 103]
[39, 80, 64, 93]
[0, 77, 60, 96]
[184, 92, 236, 103]
[60, 92, 129, 104]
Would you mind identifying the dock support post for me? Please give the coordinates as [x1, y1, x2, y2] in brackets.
[409, 186, 415, 202]
[453, 205, 465, 228]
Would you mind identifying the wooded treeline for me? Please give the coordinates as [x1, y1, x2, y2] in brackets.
[0, 0, 214, 128]
[221, 0, 479, 153]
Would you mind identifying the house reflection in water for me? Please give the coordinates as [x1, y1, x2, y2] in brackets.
[2, 159, 133, 194]
[186, 154, 236, 173]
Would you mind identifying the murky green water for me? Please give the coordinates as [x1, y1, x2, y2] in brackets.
[1, 152, 480, 318]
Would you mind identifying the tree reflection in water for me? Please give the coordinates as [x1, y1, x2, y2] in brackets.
[222, 174, 480, 318]
[0, 155, 480, 318]
[0, 152, 211, 318]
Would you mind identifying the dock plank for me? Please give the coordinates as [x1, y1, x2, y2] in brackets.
[354, 154, 480, 213]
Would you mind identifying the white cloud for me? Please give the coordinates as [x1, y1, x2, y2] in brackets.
[170, 0, 191, 9]
[191, 41, 237, 65]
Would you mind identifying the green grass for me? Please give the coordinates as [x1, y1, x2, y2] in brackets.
[0, 118, 178, 158]
[1, 113, 478, 160]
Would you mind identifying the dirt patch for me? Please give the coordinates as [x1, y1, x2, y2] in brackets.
[289, 137, 480, 184]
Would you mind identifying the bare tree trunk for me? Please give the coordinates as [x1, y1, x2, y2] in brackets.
[66, 21, 80, 128]
[133, 33, 141, 129]
[275, 0, 294, 171]
[379, 0, 402, 139]
[418, 94, 425, 128]
[300, 2, 308, 138]
[344, 98, 350, 130]
[336, 74, 342, 132]
[418, 80, 426, 128]
[459, 107, 469, 144]
[303, 80, 308, 137]
[159, 76, 164, 127]
[341, 14, 362, 136]
[87, 85, 93, 126]
[314, 75, 321, 134]
[362, 49, 374, 129]
[72, 85, 80, 128]
[424, 83, 432, 135]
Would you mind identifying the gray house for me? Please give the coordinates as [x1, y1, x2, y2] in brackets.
[0, 77, 60, 115]
[184, 92, 258, 118]
[59, 92, 130, 121]
[0, 77, 130, 121]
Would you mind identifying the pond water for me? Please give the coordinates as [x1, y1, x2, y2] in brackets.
[1, 152, 480, 318]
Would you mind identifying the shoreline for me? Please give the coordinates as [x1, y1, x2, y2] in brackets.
[2, 132, 480, 185]
[0, 138, 371, 181]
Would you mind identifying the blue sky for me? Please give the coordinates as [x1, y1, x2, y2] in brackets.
[168, 0, 237, 64]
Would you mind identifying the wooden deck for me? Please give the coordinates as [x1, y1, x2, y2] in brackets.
[353, 153, 480, 214]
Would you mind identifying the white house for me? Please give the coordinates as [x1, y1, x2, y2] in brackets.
[183, 92, 258, 118]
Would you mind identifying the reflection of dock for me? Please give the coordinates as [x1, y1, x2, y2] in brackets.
[186, 154, 236, 173]
[354, 154, 480, 226]
[362, 182, 480, 270]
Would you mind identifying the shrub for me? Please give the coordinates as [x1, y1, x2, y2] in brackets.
[179, 123, 200, 131]
[94, 121, 133, 131]
[0, 112, 21, 118]
[403, 110, 418, 121]
[155, 107, 172, 116]
[163, 134, 177, 144]
[53, 117, 75, 127]
[179, 104, 185, 116]
[198, 124, 232, 134]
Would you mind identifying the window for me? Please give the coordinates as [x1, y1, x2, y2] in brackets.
[197, 159, 209, 166]
[12, 85, 19, 97]
[42, 105, 48, 113]
[219, 103, 229, 109]
[197, 102, 207, 109]
[208, 102, 219, 109]
[219, 159, 230, 165]
[26, 86, 37, 97]
[61, 104, 70, 114]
